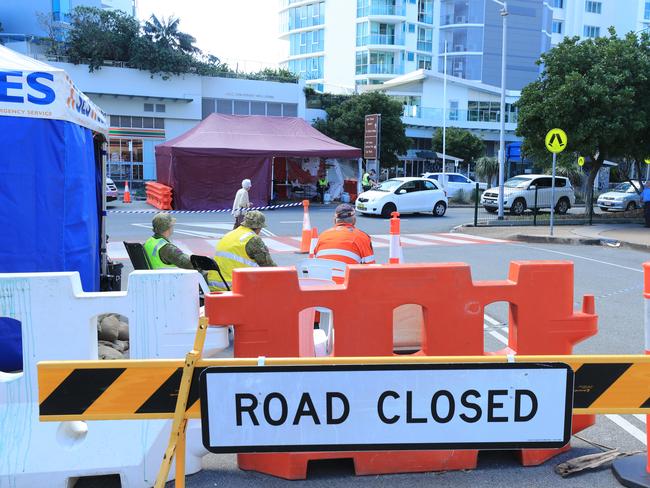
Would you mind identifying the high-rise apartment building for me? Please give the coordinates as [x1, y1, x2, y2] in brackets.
[279, 0, 552, 92]
[280, 0, 650, 93]
[550, 0, 646, 45]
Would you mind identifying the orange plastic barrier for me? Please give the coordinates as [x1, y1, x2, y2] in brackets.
[146, 182, 173, 210]
[204, 261, 597, 479]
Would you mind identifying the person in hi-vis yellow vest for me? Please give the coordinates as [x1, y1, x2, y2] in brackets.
[207, 211, 276, 291]
[143, 213, 193, 269]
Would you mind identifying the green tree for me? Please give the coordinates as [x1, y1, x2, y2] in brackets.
[313, 92, 410, 166]
[475, 156, 498, 186]
[143, 15, 198, 54]
[65, 6, 140, 71]
[516, 29, 650, 214]
[431, 127, 484, 165]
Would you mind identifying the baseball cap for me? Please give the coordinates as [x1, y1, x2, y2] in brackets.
[152, 212, 176, 234]
[335, 203, 355, 219]
[242, 210, 267, 229]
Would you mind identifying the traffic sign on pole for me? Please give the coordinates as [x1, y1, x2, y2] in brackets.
[578, 156, 585, 167]
[545, 128, 568, 237]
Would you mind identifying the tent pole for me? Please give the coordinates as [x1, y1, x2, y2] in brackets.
[100, 139, 108, 277]
[271, 157, 275, 202]
[357, 157, 363, 195]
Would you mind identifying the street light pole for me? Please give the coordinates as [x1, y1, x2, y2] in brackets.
[493, 0, 508, 219]
[442, 41, 448, 183]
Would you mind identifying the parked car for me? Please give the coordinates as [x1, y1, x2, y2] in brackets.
[422, 172, 487, 197]
[480, 174, 575, 216]
[356, 177, 448, 218]
[106, 177, 118, 202]
[597, 181, 643, 212]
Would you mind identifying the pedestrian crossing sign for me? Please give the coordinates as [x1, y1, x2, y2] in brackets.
[545, 128, 567, 154]
[578, 156, 585, 167]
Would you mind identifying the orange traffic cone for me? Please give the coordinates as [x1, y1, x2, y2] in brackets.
[123, 181, 132, 204]
[388, 211, 403, 264]
[308, 227, 319, 258]
[297, 199, 311, 254]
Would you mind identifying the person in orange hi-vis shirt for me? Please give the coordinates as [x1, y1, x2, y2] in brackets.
[314, 203, 375, 267]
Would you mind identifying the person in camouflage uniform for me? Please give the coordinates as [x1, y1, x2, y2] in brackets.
[143, 213, 194, 269]
[207, 211, 275, 291]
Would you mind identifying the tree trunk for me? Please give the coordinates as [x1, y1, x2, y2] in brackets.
[584, 159, 603, 216]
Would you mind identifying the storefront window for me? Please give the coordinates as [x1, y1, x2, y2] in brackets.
[108, 139, 144, 180]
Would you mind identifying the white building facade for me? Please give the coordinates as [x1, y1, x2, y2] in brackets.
[52, 62, 306, 183]
[551, 0, 647, 45]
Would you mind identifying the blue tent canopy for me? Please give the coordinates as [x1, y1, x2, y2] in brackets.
[0, 46, 108, 292]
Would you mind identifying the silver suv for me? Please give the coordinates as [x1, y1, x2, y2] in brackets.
[481, 174, 575, 216]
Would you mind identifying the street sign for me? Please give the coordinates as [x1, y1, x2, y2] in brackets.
[545, 128, 567, 154]
[578, 156, 585, 167]
[644, 158, 650, 164]
[364, 114, 381, 160]
[199, 363, 573, 453]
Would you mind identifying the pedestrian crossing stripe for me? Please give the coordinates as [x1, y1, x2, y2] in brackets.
[38, 355, 650, 421]
[107, 233, 509, 260]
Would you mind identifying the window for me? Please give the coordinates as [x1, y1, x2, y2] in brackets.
[407, 52, 414, 61]
[585, 1, 602, 13]
[282, 103, 298, 117]
[449, 100, 459, 121]
[155, 103, 166, 113]
[251, 101, 266, 115]
[423, 180, 437, 190]
[408, 23, 415, 33]
[417, 54, 432, 70]
[356, 51, 369, 74]
[290, 28, 324, 54]
[267, 103, 282, 116]
[646, 1, 650, 20]
[552, 20, 563, 34]
[143, 103, 154, 112]
[234, 100, 250, 115]
[583, 25, 600, 38]
[109, 115, 165, 129]
[553, 0, 563, 7]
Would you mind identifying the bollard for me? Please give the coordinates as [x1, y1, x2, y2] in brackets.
[297, 200, 312, 254]
[611, 262, 650, 488]
[388, 211, 403, 264]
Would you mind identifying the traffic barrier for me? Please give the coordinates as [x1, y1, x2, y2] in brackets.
[308, 227, 318, 258]
[388, 211, 403, 264]
[123, 181, 132, 204]
[611, 262, 650, 487]
[146, 181, 173, 210]
[0, 270, 228, 488]
[204, 261, 597, 479]
[297, 200, 312, 254]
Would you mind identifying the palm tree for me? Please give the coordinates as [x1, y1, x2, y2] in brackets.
[475, 156, 499, 186]
[143, 15, 198, 54]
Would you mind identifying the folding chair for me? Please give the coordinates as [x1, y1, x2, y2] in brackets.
[123, 241, 152, 270]
[190, 255, 230, 292]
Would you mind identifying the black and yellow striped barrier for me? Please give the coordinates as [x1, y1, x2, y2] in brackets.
[38, 354, 650, 422]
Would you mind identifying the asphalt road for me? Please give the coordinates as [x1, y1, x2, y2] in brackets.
[105, 202, 648, 488]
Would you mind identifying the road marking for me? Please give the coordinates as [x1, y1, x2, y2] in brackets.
[280, 221, 304, 224]
[633, 414, 647, 424]
[606, 415, 648, 445]
[488, 330, 509, 345]
[410, 234, 474, 245]
[484, 314, 501, 326]
[262, 238, 300, 252]
[261, 228, 277, 237]
[514, 244, 644, 273]
[441, 233, 509, 244]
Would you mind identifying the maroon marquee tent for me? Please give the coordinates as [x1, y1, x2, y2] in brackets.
[155, 113, 361, 210]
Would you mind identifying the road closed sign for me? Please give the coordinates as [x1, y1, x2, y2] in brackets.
[199, 363, 573, 453]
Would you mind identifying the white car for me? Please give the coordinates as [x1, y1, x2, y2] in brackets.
[422, 172, 487, 197]
[481, 174, 575, 215]
[356, 177, 448, 218]
[597, 181, 643, 212]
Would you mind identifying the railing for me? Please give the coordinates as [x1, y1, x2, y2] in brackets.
[418, 13, 434, 23]
[401, 106, 518, 124]
[357, 4, 407, 17]
[368, 63, 405, 75]
[417, 40, 433, 51]
[358, 34, 405, 46]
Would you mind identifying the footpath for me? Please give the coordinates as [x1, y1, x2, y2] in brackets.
[455, 222, 650, 251]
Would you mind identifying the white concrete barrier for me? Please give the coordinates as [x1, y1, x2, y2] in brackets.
[0, 270, 228, 488]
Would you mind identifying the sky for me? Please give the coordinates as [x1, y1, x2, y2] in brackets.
[136, 0, 284, 72]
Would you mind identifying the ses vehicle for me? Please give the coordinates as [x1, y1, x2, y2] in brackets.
[422, 172, 487, 197]
[356, 177, 448, 218]
[597, 181, 644, 212]
[481, 174, 575, 216]
[106, 177, 118, 202]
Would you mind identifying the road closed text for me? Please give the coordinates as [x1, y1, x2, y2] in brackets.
[234, 388, 538, 427]
[200, 364, 573, 453]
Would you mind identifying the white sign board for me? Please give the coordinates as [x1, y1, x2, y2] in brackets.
[200, 363, 573, 453]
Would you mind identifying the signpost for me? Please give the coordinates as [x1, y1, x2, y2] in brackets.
[578, 156, 585, 167]
[364, 114, 381, 174]
[545, 128, 567, 236]
[199, 363, 573, 453]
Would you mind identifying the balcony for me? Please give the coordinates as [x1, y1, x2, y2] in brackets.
[368, 63, 405, 75]
[401, 106, 518, 124]
[358, 34, 405, 46]
[417, 41, 433, 52]
[418, 13, 433, 23]
[357, 4, 407, 18]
